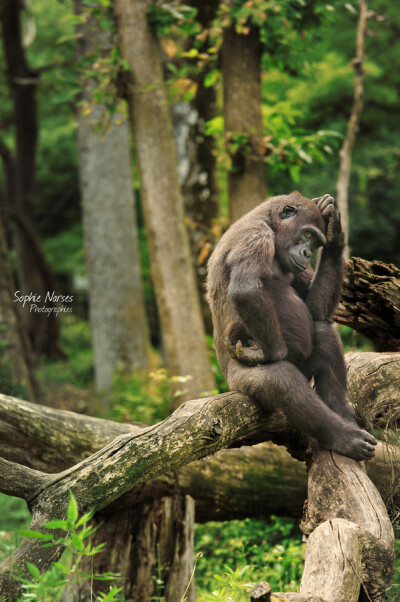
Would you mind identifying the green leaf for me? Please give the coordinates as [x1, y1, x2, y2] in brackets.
[72, 532, 84, 551]
[18, 530, 53, 540]
[44, 520, 69, 531]
[67, 491, 79, 523]
[26, 562, 41, 580]
[75, 512, 94, 528]
[203, 69, 219, 88]
[289, 164, 301, 183]
[182, 48, 198, 58]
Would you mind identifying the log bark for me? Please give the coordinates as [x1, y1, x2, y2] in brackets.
[68, 494, 195, 602]
[0, 391, 273, 599]
[0, 352, 398, 519]
[335, 257, 400, 351]
[300, 449, 394, 601]
[0, 353, 396, 599]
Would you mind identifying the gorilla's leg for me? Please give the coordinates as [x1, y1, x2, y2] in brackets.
[227, 357, 375, 461]
[308, 320, 357, 424]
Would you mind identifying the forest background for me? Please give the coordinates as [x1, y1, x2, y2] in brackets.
[0, 0, 399, 600]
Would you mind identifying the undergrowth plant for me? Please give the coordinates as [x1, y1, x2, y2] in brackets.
[18, 492, 123, 601]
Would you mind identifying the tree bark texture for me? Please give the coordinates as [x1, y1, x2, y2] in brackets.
[335, 0, 368, 259]
[334, 257, 400, 351]
[171, 100, 218, 334]
[76, 1, 151, 393]
[0, 217, 39, 402]
[222, 19, 267, 222]
[114, 0, 215, 402]
[0, 353, 397, 599]
[1, 0, 61, 356]
[0, 352, 398, 518]
[168, 0, 220, 334]
[300, 448, 394, 601]
[0, 391, 274, 599]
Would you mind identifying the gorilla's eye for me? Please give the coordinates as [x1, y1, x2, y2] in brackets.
[304, 232, 312, 240]
[280, 205, 297, 220]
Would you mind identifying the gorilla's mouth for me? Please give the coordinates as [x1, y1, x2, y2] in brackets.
[290, 255, 307, 271]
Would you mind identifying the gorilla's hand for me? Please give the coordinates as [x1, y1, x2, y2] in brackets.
[225, 338, 267, 366]
[311, 194, 343, 246]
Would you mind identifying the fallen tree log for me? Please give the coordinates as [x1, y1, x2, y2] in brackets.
[0, 396, 399, 521]
[335, 257, 400, 351]
[0, 353, 397, 599]
[0, 352, 399, 520]
[0, 391, 281, 599]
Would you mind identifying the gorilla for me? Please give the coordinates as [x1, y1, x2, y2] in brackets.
[206, 192, 376, 461]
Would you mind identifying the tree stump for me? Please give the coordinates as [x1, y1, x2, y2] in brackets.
[300, 449, 394, 601]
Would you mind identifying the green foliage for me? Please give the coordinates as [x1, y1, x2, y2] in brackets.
[38, 315, 94, 387]
[339, 325, 373, 353]
[195, 517, 305, 599]
[41, 223, 85, 276]
[108, 369, 173, 425]
[388, 533, 400, 601]
[206, 335, 229, 395]
[198, 565, 253, 601]
[0, 338, 27, 398]
[17, 492, 123, 601]
[205, 107, 340, 182]
[148, 2, 199, 38]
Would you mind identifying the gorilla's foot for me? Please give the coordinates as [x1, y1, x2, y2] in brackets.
[325, 426, 377, 461]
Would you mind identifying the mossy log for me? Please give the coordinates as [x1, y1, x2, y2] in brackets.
[0, 352, 397, 599]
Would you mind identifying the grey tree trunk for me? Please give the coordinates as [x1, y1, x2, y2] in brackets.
[78, 109, 150, 392]
[115, 0, 215, 403]
[76, 6, 151, 393]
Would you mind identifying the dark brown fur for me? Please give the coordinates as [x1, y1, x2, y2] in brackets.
[206, 192, 376, 461]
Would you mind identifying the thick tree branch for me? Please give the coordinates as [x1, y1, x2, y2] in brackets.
[0, 351, 399, 521]
[0, 392, 277, 598]
[0, 457, 49, 501]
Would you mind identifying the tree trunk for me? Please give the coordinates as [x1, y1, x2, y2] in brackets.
[0, 0, 61, 357]
[300, 448, 394, 601]
[222, 17, 267, 222]
[334, 257, 400, 351]
[0, 217, 39, 402]
[76, 5, 151, 392]
[336, 0, 368, 259]
[115, 0, 215, 402]
[167, 1, 220, 334]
